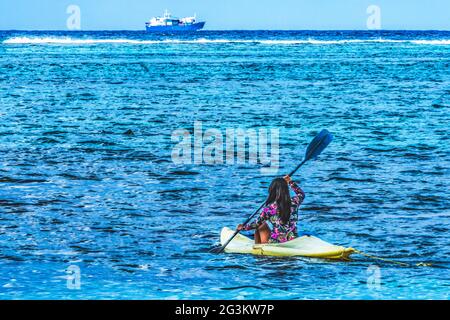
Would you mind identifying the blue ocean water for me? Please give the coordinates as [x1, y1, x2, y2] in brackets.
[0, 30, 449, 300]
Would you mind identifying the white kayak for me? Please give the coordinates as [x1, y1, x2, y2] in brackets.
[220, 227, 355, 260]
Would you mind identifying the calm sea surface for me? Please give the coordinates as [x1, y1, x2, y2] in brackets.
[0, 30, 449, 299]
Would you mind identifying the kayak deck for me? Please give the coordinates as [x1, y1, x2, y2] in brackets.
[220, 227, 355, 260]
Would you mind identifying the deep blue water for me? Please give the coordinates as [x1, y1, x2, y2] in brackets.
[0, 30, 449, 299]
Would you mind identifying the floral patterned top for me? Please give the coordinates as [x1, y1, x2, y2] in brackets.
[243, 180, 305, 243]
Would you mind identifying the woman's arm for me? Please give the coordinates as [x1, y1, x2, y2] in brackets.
[238, 206, 274, 231]
[284, 175, 305, 207]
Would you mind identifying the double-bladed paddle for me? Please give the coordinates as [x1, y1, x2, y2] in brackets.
[211, 129, 333, 254]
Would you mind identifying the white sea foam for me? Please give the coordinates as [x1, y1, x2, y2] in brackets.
[3, 37, 161, 44]
[3, 36, 450, 45]
[410, 39, 450, 45]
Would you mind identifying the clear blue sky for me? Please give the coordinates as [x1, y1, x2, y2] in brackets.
[1, 0, 449, 30]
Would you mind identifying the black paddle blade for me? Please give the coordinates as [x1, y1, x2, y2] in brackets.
[304, 129, 333, 161]
[209, 245, 223, 253]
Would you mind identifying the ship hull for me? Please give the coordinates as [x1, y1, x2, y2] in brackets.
[146, 22, 205, 32]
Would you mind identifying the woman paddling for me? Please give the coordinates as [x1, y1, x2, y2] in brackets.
[237, 175, 305, 244]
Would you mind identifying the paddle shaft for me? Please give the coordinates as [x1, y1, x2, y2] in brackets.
[288, 159, 306, 177]
[217, 159, 307, 253]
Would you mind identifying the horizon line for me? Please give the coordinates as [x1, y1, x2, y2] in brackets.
[2, 29, 450, 32]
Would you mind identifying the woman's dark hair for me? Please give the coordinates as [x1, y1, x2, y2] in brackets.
[265, 178, 291, 224]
